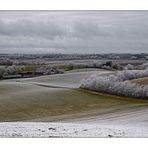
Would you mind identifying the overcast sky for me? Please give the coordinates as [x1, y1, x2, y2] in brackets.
[0, 11, 148, 54]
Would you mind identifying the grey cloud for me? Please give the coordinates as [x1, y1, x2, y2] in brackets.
[0, 19, 66, 39]
[71, 21, 111, 39]
[0, 11, 148, 54]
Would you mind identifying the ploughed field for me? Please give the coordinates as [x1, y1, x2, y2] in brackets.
[0, 69, 148, 122]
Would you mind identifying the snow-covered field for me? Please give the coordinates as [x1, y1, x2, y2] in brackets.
[0, 69, 148, 137]
[20, 70, 111, 88]
[0, 121, 147, 138]
[0, 105, 148, 137]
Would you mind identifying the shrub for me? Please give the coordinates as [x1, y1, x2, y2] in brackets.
[36, 65, 63, 75]
[124, 64, 134, 70]
[0, 67, 5, 79]
[80, 70, 148, 99]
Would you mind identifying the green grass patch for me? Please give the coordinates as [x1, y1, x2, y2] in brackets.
[23, 65, 41, 72]
[0, 81, 148, 121]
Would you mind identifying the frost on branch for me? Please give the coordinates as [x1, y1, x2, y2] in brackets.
[80, 70, 148, 99]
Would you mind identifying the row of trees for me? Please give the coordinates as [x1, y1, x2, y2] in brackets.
[0, 65, 24, 79]
[66, 61, 123, 71]
[80, 70, 148, 99]
[66, 61, 148, 72]
[0, 64, 64, 79]
[36, 65, 64, 75]
[124, 63, 148, 70]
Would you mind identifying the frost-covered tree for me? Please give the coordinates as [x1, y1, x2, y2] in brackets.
[36, 65, 63, 75]
[3, 65, 24, 75]
[0, 67, 5, 79]
[80, 70, 148, 99]
[141, 63, 148, 70]
[131, 56, 137, 60]
[124, 64, 134, 70]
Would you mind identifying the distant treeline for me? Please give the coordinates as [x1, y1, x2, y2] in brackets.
[0, 53, 148, 62]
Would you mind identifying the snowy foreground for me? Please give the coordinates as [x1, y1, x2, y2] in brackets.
[0, 122, 148, 138]
[0, 70, 148, 138]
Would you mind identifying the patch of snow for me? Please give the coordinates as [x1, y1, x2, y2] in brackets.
[0, 122, 147, 138]
[20, 70, 112, 88]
